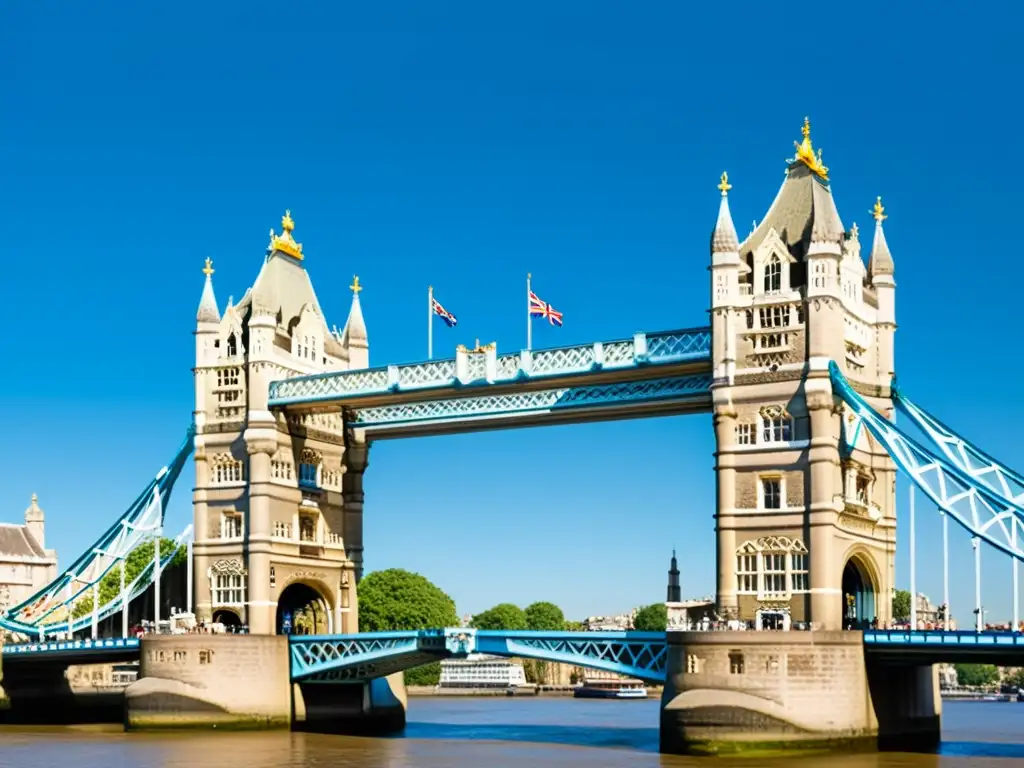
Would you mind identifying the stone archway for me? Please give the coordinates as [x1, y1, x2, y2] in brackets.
[212, 608, 242, 629]
[276, 582, 332, 636]
[842, 556, 877, 630]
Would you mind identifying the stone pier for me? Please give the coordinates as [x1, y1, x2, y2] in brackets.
[124, 634, 406, 733]
[659, 631, 940, 756]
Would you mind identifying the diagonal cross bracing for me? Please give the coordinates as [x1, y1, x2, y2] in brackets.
[830, 363, 1024, 561]
[892, 389, 1024, 509]
[0, 428, 195, 637]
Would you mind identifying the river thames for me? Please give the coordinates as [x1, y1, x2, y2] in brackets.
[2, 698, 1023, 767]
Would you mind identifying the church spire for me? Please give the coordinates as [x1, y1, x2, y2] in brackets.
[868, 196, 895, 279]
[341, 275, 369, 367]
[711, 172, 740, 254]
[666, 548, 681, 603]
[196, 257, 220, 324]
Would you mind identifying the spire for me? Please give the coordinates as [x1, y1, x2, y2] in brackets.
[711, 172, 740, 253]
[24, 493, 43, 523]
[791, 117, 829, 180]
[341, 274, 368, 344]
[868, 196, 895, 278]
[267, 209, 305, 261]
[196, 257, 220, 323]
[667, 548, 681, 603]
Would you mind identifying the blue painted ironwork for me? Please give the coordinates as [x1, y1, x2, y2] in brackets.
[892, 387, 1024, 509]
[351, 374, 711, 431]
[0, 429, 195, 637]
[864, 629, 1024, 650]
[2, 637, 140, 657]
[268, 328, 711, 407]
[830, 363, 1024, 561]
[289, 629, 668, 683]
[475, 630, 667, 682]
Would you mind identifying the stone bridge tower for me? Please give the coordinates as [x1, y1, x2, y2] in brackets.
[709, 120, 897, 631]
[191, 212, 370, 636]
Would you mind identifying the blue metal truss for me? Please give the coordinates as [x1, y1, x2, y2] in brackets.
[892, 387, 1024, 509]
[830, 362, 1024, 561]
[289, 628, 668, 684]
[350, 374, 711, 431]
[2, 637, 140, 658]
[268, 328, 711, 407]
[475, 630, 667, 682]
[0, 428, 195, 638]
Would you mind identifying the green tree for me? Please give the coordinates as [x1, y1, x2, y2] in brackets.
[891, 589, 911, 622]
[72, 537, 185, 619]
[472, 603, 528, 630]
[633, 603, 668, 631]
[564, 620, 585, 631]
[1003, 668, 1024, 690]
[954, 664, 999, 688]
[524, 601, 565, 631]
[356, 568, 459, 687]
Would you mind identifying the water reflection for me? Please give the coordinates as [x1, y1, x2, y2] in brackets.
[0, 700, 1021, 766]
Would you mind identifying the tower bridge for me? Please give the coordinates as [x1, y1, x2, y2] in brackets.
[1, 118, 1020, 754]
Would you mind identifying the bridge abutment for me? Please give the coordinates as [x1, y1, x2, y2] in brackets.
[659, 631, 939, 757]
[294, 672, 407, 735]
[0, 661, 124, 725]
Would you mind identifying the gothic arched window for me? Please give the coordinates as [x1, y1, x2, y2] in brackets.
[227, 333, 237, 357]
[764, 255, 782, 293]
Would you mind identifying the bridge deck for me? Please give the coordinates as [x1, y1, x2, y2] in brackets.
[267, 329, 712, 437]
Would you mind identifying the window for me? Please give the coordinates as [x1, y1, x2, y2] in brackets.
[762, 478, 782, 509]
[791, 553, 809, 592]
[269, 567, 276, 588]
[763, 554, 787, 595]
[213, 572, 244, 604]
[299, 462, 318, 488]
[300, 515, 318, 543]
[227, 333, 237, 357]
[736, 423, 755, 445]
[736, 537, 810, 602]
[762, 414, 793, 443]
[764, 255, 782, 293]
[736, 553, 758, 593]
[211, 455, 245, 485]
[856, 476, 870, 504]
[759, 306, 788, 329]
[729, 651, 745, 674]
[220, 513, 243, 539]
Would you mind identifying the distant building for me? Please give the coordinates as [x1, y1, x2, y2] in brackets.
[0, 494, 59, 614]
[584, 611, 634, 631]
[667, 549, 681, 603]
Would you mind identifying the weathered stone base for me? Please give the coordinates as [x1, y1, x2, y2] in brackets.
[124, 634, 291, 731]
[294, 672, 407, 735]
[659, 631, 941, 756]
[0, 663, 126, 725]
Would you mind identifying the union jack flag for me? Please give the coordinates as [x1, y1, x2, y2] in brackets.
[431, 296, 458, 327]
[529, 290, 563, 326]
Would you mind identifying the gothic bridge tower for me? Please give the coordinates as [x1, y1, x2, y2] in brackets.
[709, 120, 897, 631]
[192, 212, 370, 636]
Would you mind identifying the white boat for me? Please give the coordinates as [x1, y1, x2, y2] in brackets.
[574, 677, 648, 699]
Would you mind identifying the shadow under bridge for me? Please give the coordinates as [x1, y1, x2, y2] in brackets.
[288, 628, 668, 684]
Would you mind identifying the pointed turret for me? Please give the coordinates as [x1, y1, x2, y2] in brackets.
[24, 493, 45, 549]
[711, 172, 740, 254]
[196, 257, 220, 324]
[867, 196, 895, 279]
[341, 275, 369, 368]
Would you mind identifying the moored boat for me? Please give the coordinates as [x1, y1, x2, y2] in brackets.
[573, 677, 648, 699]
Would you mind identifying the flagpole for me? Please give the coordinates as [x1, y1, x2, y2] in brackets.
[428, 285, 434, 360]
[526, 273, 532, 351]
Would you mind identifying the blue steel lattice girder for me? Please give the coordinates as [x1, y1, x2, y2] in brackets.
[290, 631, 431, 683]
[268, 328, 711, 408]
[892, 388, 1024, 509]
[350, 374, 712, 437]
[830, 362, 1024, 561]
[474, 630, 667, 683]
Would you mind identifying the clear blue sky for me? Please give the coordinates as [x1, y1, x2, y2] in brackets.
[1, 2, 1018, 624]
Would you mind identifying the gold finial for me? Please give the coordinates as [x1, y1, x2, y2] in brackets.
[872, 196, 887, 222]
[718, 172, 732, 196]
[792, 116, 829, 180]
[350, 275, 362, 294]
[202, 257, 214, 277]
[268, 209, 304, 260]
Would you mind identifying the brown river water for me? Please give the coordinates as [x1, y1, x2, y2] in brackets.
[1, 698, 1023, 767]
